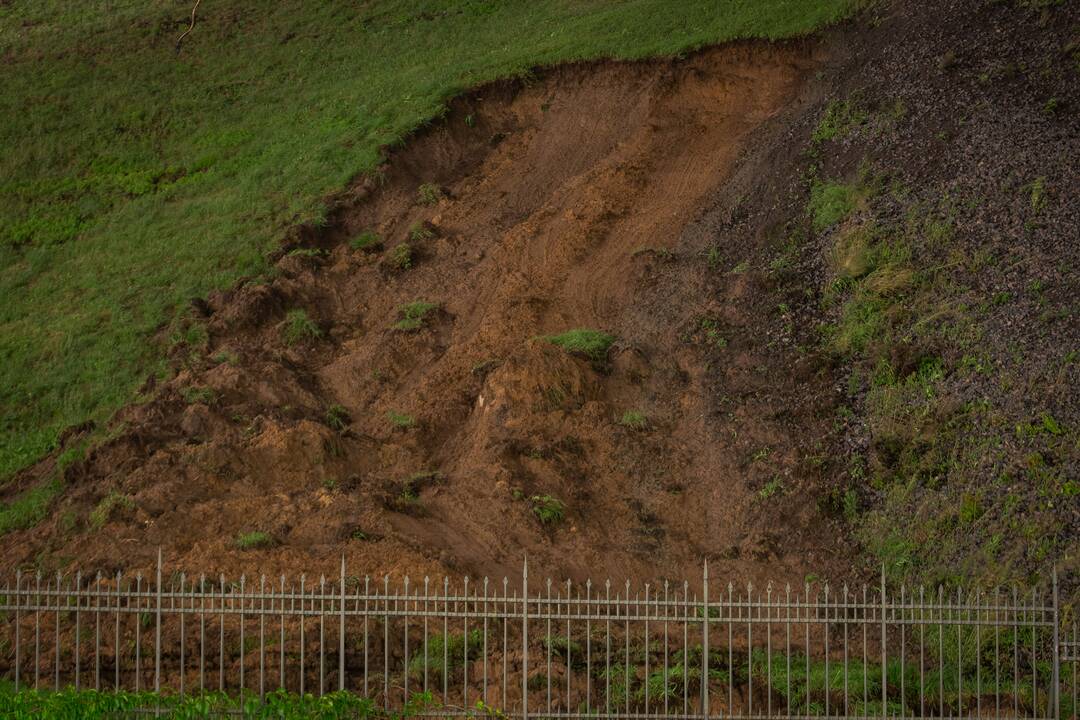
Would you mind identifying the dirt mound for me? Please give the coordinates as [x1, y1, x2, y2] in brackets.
[4, 42, 852, 586]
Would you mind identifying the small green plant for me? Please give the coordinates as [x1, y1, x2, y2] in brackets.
[409, 223, 435, 241]
[728, 260, 749, 274]
[350, 230, 381, 251]
[812, 99, 867, 143]
[530, 494, 565, 525]
[287, 247, 323, 258]
[751, 446, 771, 463]
[387, 410, 416, 429]
[180, 386, 215, 405]
[324, 404, 350, 432]
[619, 410, 648, 430]
[706, 245, 721, 269]
[544, 329, 615, 361]
[809, 180, 859, 232]
[1027, 177, 1048, 214]
[235, 531, 274, 550]
[394, 301, 439, 331]
[89, 491, 134, 529]
[387, 243, 413, 271]
[408, 631, 482, 681]
[211, 349, 239, 365]
[758, 476, 784, 500]
[417, 183, 444, 205]
[321, 476, 338, 491]
[282, 309, 322, 345]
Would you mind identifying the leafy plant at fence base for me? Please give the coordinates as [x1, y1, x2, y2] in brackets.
[407, 631, 482, 682]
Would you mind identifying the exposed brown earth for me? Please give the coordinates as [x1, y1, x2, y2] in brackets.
[1, 41, 854, 588]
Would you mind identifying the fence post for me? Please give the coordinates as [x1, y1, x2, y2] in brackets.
[155, 548, 162, 693]
[1052, 566, 1060, 720]
[702, 560, 709, 719]
[340, 555, 346, 692]
[880, 564, 887, 719]
[522, 557, 529, 720]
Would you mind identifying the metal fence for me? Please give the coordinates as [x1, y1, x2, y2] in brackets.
[0, 553, 1076, 719]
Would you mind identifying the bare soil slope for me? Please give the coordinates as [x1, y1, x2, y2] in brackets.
[3, 42, 852, 586]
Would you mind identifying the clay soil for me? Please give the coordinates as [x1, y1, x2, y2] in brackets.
[2, 41, 854, 588]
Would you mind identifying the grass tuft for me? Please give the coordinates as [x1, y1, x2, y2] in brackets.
[394, 301, 439, 331]
[387, 410, 416, 429]
[619, 410, 648, 430]
[235, 531, 274, 550]
[89, 491, 134, 529]
[545, 329, 615, 361]
[282, 309, 322, 345]
[350, 230, 382, 251]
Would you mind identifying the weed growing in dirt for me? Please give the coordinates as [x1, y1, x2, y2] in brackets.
[89, 491, 134, 529]
[530, 494, 565, 525]
[350, 230, 382, 251]
[387, 243, 414, 272]
[211, 349, 239, 365]
[180, 386, 215, 405]
[812, 98, 868, 143]
[758, 476, 784, 500]
[545, 329, 615, 361]
[409, 223, 436, 242]
[387, 410, 416, 429]
[394, 301, 439, 331]
[809, 180, 859, 231]
[417, 183, 444, 205]
[282, 309, 322, 345]
[619, 410, 648, 430]
[235, 531, 274, 550]
[324, 404, 350, 432]
[287, 247, 324, 258]
[408, 631, 482, 681]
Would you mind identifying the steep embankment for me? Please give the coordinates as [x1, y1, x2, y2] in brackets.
[1, 42, 852, 585]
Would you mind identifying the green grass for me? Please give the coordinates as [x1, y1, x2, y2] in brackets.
[281, 309, 322, 345]
[88, 490, 134, 529]
[350, 230, 382, 251]
[407, 631, 483, 682]
[545, 329, 616, 361]
[812, 98, 868, 143]
[619, 409, 648, 430]
[0, 476, 63, 536]
[0, 0, 859, 483]
[235, 531, 274, 550]
[325, 404, 351, 432]
[386, 243, 414, 272]
[387, 410, 416, 429]
[0, 686, 437, 719]
[393, 301, 439, 331]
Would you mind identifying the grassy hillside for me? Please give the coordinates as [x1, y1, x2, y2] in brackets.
[0, 0, 859, 480]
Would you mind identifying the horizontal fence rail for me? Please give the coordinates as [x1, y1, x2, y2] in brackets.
[0, 554, 1075, 719]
